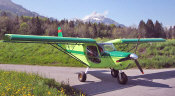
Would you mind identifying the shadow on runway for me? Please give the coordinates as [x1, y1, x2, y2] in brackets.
[73, 70, 175, 95]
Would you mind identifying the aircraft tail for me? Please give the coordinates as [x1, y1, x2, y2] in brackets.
[58, 27, 63, 37]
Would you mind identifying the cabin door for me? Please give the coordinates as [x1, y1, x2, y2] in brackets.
[86, 45, 101, 63]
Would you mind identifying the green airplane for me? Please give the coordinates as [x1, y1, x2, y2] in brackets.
[3, 27, 166, 84]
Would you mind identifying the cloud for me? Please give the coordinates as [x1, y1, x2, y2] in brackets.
[83, 11, 109, 20]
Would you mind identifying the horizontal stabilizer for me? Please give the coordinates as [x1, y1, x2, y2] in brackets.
[4, 34, 96, 44]
[106, 38, 166, 44]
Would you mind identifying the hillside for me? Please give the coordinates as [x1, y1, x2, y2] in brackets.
[0, 40, 175, 68]
[0, 0, 39, 16]
[0, 42, 84, 67]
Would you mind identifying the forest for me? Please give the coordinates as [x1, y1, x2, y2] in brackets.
[0, 11, 175, 39]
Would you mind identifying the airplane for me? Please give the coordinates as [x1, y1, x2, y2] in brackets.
[3, 27, 166, 84]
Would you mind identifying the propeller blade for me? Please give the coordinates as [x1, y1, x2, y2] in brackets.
[134, 60, 144, 74]
[134, 32, 141, 54]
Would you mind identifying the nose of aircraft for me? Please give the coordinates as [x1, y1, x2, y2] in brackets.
[129, 54, 144, 74]
[130, 53, 138, 60]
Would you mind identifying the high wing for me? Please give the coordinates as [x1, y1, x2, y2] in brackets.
[3, 34, 97, 67]
[105, 38, 166, 44]
[4, 34, 96, 44]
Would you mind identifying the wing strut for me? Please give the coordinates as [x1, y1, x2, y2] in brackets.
[49, 44, 90, 67]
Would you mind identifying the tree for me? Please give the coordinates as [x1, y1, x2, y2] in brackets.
[0, 16, 14, 39]
[111, 27, 117, 38]
[154, 21, 166, 38]
[31, 16, 43, 35]
[145, 19, 155, 38]
[92, 23, 98, 37]
[12, 15, 20, 34]
[19, 22, 30, 34]
[173, 26, 175, 39]
[47, 23, 57, 36]
[1, 11, 7, 17]
[138, 20, 146, 38]
[167, 26, 175, 39]
[69, 21, 74, 28]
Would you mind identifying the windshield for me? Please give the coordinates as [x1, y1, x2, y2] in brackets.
[98, 43, 116, 52]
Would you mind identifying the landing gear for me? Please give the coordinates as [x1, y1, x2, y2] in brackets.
[78, 67, 89, 82]
[78, 67, 128, 84]
[78, 72, 87, 82]
[111, 69, 119, 78]
[117, 71, 128, 84]
[111, 69, 128, 84]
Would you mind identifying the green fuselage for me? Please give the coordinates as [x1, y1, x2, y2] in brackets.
[65, 43, 132, 70]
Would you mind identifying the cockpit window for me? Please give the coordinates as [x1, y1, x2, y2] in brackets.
[87, 46, 99, 57]
[103, 45, 115, 51]
[86, 46, 101, 63]
[98, 43, 116, 52]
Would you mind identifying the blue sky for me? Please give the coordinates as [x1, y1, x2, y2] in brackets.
[12, 0, 175, 26]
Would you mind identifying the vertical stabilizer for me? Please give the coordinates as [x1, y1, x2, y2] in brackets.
[58, 27, 63, 37]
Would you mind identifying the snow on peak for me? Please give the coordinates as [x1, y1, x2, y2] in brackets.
[83, 11, 107, 21]
[82, 11, 125, 27]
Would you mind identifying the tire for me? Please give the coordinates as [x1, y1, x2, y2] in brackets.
[117, 72, 128, 84]
[111, 69, 119, 78]
[78, 72, 87, 82]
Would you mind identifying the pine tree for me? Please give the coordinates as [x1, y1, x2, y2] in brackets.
[13, 15, 20, 34]
[154, 21, 166, 38]
[146, 19, 155, 38]
[69, 21, 74, 28]
[138, 20, 146, 38]
[170, 26, 175, 39]
[31, 16, 43, 35]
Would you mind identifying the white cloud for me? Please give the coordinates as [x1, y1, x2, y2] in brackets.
[83, 11, 109, 20]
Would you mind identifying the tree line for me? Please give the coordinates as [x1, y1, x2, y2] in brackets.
[0, 11, 175, 39]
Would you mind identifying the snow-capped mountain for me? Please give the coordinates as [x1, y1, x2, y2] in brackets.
[82, 12, 125, 27]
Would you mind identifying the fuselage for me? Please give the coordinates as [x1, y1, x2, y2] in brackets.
[65, 43, 136, 70]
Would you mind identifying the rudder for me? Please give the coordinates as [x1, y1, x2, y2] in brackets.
[58, 27, 63, 37]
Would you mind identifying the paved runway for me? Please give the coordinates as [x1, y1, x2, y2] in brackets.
[0, 64, 175, 96]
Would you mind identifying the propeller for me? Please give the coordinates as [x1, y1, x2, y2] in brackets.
[133, 31, 144, 74]
[130, 53, 144, 74]
[135, 32, 141, 53]
[134, 59, 144, 74]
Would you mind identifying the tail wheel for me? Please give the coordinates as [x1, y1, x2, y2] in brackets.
[117, 72, 128, 84]
[78, 72, 87, 82]
[111, 69, 119, 78]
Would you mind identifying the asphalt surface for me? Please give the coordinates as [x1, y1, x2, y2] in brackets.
[0, 64, 175, 96]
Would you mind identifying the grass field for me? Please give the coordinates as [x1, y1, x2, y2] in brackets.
[117, 39, 175, 68]
[0, 42, 84, 67]
[0, 39, 175, 68]
[0, 70, 85, 96]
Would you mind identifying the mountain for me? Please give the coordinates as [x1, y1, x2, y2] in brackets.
[0, 0, 39, 17]
[82, 12, 125, 27]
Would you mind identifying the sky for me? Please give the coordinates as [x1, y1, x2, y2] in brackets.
[12, 0, 175, 26]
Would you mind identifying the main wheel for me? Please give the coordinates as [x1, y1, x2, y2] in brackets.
[117, 72, 128, 84]
[111, 69, 119, 78]
[78, 72, 87, 82]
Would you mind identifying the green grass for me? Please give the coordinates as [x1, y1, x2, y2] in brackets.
[116, 39, 175, 68]
[0, 42, 84, 67]
[0, 70, 85, 96]
[0, 39, 175, 68]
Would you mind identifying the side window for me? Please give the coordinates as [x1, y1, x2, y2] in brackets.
[86, 46, 101, 63]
